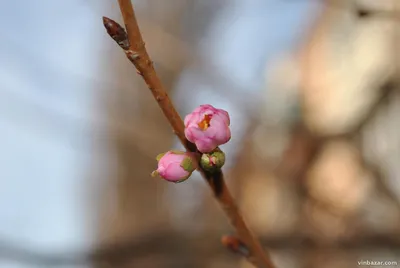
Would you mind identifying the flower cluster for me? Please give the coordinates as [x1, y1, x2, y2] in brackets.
[152, 104, 231, 183]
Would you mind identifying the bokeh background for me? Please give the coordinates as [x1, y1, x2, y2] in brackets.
[1, 0, 400, 267]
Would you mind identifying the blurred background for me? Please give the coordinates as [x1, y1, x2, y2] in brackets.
[0, 0, 400, 267]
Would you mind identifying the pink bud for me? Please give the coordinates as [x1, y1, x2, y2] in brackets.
[184, 104, 231, 153]
[152, 151, 195, 183]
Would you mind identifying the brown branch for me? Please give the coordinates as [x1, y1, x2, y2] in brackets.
[102, 1, 276, 267]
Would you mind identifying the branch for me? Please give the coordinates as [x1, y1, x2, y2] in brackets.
[102, 1, 276, 267]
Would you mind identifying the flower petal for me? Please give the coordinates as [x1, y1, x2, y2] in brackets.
[195, 137, 218, 153]
[207, 115, 231, 144]
[159, 152, 183, 167]
[216, 109, 230, 125]
[162, 163, 189, 181]
[193, 104, 214, 114]
[184, 111, 202, 127]
[185, 127, 207, 143]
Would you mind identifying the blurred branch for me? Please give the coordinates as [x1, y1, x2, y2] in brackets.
[352, 82, 395, 135]
[102, 1, 275, 267]
[274, 124, 322, 182]
[394, 0, 400, 78]
[301, 0, 400, 20]
[2, 232, 400, 266]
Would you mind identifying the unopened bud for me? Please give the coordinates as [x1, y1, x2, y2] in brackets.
[200, 149, 225, 172]
[152, 151, 196, 183]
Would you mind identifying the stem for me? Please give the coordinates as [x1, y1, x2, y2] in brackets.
[103, 1, 276, 267]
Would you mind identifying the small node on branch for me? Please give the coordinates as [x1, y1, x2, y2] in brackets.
[102, 16, 130, 50]
[146, 60, 153, 66]
[126, 50, 140, 61]
[221, 235, 250, 257]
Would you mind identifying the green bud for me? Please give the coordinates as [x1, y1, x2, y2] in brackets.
[200, 149, 225, 172]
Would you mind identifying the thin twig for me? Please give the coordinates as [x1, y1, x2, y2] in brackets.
[102, 1, 276, 267]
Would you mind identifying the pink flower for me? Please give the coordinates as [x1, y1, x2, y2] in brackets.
[152, 151, 195, 183]
[184, 104, 231, 153]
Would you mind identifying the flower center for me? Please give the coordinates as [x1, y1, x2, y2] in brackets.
[198, 114, 212, 130]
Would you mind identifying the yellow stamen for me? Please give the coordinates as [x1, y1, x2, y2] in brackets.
[198, 114, 212, 130]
